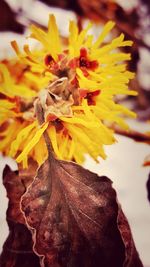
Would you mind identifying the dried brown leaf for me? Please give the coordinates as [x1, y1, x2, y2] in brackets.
[0, 161, 40, 267]
[146, 173, 150, 203]
[21, 157, 143, 267]
[117, 209, 143, 267]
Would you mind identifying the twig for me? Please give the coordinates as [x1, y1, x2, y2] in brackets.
[114, 127, 150, 144]
[34, 100, 55, 161]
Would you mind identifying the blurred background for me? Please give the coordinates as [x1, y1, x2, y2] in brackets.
[0, 0, 150, 266]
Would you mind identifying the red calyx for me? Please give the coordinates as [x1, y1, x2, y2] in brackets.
[80, 47, 88, 58]
[58, 54, 65, 61]
[46, 114, 58, 122]
[68, 47, 99, 72]
[85, 90, 101, 105]
[79, 48, 99, 71]
[89, 60, 99, 70]
[44, 54, 54, 66]
[71, 77, 78, 86]
[53, 119, 64, 132]
[79, 89, 88, 98]
[44, 54, 59, 72]
[68, 58, 78, 69]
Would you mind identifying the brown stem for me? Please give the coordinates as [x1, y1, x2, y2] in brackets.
[34, 100, 55, 160]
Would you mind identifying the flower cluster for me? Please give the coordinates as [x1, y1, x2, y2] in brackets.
[0, 15, 137, 167]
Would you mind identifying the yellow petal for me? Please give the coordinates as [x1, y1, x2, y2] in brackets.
[60, 116, 99, 128]
[16, 122, 49, 163]
[9, 121, 37, 157]
[48, 14, 61, 60]
[11, 40, 21, 55]
[68, 138, 75, 159]
[0, 99, 16, 109]
[92, 21, 115, 49]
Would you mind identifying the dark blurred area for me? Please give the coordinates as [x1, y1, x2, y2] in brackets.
[0, 0, 24, 32]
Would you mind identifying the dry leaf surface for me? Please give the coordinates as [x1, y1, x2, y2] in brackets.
[21, 156, 143, 267]
[0, 162, 40, 267]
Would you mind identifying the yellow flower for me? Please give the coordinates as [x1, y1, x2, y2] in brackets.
[0, 15, 137, 167]
[0, 63, 36, 98]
